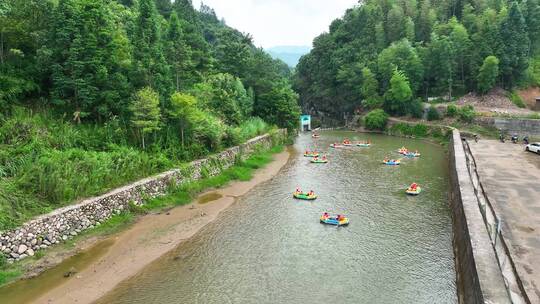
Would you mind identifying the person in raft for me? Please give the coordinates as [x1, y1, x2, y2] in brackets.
[323, 212, 329, 219]
[384, 157, 389, 163]
[410, 183, 418, 190]
[308, 190, 315, 196]
[336, 214, 343, 221]
[322, 155, 327, 161]
[296, 187, 301, 193]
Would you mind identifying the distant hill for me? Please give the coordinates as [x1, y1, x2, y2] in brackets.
[266, 46, 311, 67]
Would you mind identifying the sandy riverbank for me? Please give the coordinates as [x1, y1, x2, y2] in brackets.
[29, 149, 290, 304]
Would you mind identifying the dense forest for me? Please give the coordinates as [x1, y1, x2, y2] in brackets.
[0, 0, 299, 229]
[295, 0, 540, 118]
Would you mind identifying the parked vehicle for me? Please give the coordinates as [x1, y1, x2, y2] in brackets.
[511, 134, 518, 144]
[525, 142, 540, 154]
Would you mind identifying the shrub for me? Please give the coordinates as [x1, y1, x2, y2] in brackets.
[389, 123, 429, 137]
[409, 99, 424, 118]
[507, 91, 526, 108]
[364, 109, 389, 130]
[446, 104, 458, 117]
[458, 105, 476, 123]
[362, 96, 384, 110]
[427, 106, 441, 121]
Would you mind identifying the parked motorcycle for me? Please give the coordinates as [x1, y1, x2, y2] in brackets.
[511, 134, 518, 144]
[499, 133, 505, 143]
[523, 136, 529, 145]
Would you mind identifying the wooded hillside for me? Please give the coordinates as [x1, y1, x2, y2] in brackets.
[295, 0, 540, 118]
[0, 0, 300, 230]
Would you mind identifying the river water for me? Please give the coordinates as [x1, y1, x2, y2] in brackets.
[96, 132, 456, 304]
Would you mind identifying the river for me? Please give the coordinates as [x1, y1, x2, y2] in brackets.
[96, 132, 457, 304]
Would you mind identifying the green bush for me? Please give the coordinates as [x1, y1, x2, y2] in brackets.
[427, 106, 441, 121]
[446, 104, 458, 117]
[364, 109, 389, 130]
[389, 123, 429, 137]
[507, 91, 527, 108]
[362, 96, 384, 110]
[458, 105, 476, 123]
[409, 99, 424, 118]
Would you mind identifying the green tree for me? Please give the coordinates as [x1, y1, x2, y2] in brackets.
[477, 56, 500, 94]
[166, 11, 192, 91]
[364, 109, 388, 130]
[404, 17, 415, 42]
[173, 0, 212, 83]
[387, 5, 406, 43]
[132, 0, 171, 100]
[522, 0, 540, 52]
[377, 39, 424, 93]
[449, 18, 471, 90]
[384, 69, 413, 116]
[47, 0, 130, 120]
[425, 34, 455, 98]
[499, 2, 530, 87]
[416, 0, 436, 42]
[129, 87, 161, 149]
[169, 92, 199, 147]
[256, 82, 301, 131]
[192, 73, 251, 125]
[361, 67, 382, 109]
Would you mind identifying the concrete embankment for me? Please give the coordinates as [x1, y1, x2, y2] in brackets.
[0, 130, 286, 264]
[449, 129, 516, 304]
[476, 117, 540, 137]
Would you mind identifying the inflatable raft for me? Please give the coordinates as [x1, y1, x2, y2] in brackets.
[405, 152, 421, 158]
[304, 152, 320, 158]
[330, 144, 344, 148]
[406, 187, 422, 195]
[356, 143, 371, 147]
[383, 160, 401, 166]
[310, 158, 328, 164]
[320, 216, 349, 226]
[293, 192, 318, 200]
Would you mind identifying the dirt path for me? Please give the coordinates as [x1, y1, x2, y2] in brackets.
[30, 150, 291, 304]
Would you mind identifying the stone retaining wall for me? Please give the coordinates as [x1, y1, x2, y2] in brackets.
[0, 130, 286, 263]
[476, 117, 540, 137]
[449, 129, 511, 304]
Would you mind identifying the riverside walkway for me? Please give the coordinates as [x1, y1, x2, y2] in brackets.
[468, 140, 540, 303]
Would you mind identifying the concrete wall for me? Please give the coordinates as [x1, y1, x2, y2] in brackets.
[449, 130, 511, 304]
[476, 117, 540, 137]
[0, 130, 286, 263]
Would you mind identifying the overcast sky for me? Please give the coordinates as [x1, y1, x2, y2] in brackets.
[191, 0, 359, 48]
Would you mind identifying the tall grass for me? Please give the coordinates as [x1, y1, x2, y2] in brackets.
[0, 107, 277, 231]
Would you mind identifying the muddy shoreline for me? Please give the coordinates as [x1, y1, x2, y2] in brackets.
[3, 149, 290, 304]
